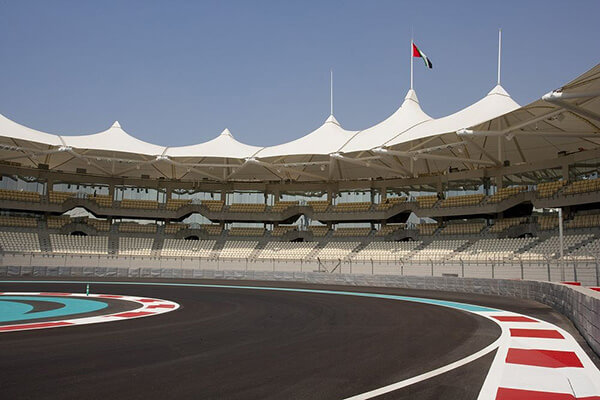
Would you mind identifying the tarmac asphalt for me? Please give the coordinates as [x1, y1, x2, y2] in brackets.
[0, 278, 596, 400]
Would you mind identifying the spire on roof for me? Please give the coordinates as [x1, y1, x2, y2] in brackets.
[325, 114, 340, 126]
[111, 121, 121, 129]
[220, 128, 233, 137]
[403, 89, 420, 105]
[487, 84, 510, 97]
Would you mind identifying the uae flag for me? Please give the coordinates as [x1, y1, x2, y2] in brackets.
[412, 43, 433, 69]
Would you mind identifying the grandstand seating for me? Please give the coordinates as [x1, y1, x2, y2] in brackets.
[440, 221, 486, 235]
[489, 217, 527, 233]
[538, 215, 559, 230]
[201, 224, 223, 236]
[165, 222, 188, 234]
[563, 178, 600, 195]
[121, 199, 159, 210]
[519, 234, 593, 260]
[375, 197, 407, 210]
[308, 201, 329, 212]
[166, 198, 192, 211]
[375, 224, 405, 236]
[566, 213, 600, 229]
[229, 203, 267, 213]
[0, 232, 41, 252]
[229, 227, 265, 237]
[333, 227, 372, 237]
[201, 200, 224, 212]
[416, 195, 438, 208]
[417, 223, 439, 236]
[353, 241, 421, 261]
[0, 189, 41, 203]
[451, 237, 536, 261]
[91, 195, 113, 208]
[271, 201, 298, 212]
[118, 237, 154, 256]
[49, 191, 76, 204]
[88, 219, 110, 232]
[49, 234, 108, 254]
[271, 225, 297, 236]
[309, 225, 329, 237]
[118, 222, 157, 233]
[536, 180, 566, 198]
[568, 238, 600, 260]
[161, 239, 216, 257]
[47, 216, 72, 229]
[314, 241, 359, 260]
[0, 215, 38, 228]
[331, 201, 371, 212]
[487, 186, 527, 203]
[408, 240, 468, 261]
[219, 241, 259, 258]
[257, 241, 317, 259]
[439, 194, 485, 208]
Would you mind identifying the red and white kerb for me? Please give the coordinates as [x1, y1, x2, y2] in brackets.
[0, 292, 180, 333]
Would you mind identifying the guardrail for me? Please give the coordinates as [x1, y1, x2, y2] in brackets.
[1, 252, 599, 286]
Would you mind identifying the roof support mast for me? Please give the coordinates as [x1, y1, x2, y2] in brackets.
[497, 28, 502, 85]
[330, 68, 334, 116]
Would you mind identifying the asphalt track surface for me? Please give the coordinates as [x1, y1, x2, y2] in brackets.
[1, 279, 598, 400]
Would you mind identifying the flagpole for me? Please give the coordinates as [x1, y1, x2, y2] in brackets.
[410, 38, 414, 90]
[497, 28, 502, 85]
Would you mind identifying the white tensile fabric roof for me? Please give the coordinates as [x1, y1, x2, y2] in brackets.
[165, 128, 262, 159]
[255, 115, 357, 157]
[0, 63, 598, 182]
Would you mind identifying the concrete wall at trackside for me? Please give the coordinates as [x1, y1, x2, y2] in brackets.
[1, 265, 599, 356]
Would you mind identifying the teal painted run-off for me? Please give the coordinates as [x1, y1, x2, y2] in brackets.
[0, 296, 108, 323]
[0, 280, 497, 313]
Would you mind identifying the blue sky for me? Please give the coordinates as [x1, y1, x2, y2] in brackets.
[1, 1, 598, 147]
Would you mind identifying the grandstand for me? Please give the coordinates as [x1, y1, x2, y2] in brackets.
[0, 63, 599, 285]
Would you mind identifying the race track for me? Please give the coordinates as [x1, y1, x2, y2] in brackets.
[0, 279, 597, 400]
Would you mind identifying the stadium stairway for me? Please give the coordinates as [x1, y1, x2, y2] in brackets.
[306, 242, 327, 261]
[249, 241, 269, 259]
[210, 239, 227, 259]
[37, 220, 52, 253]
[151, 234, 164, 257]
[347, 241, 371, 260]
[451, 240, 475, 260]
[108, 227, 119, 255]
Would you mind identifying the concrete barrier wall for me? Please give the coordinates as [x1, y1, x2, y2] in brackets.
[0, 265, 598, 357]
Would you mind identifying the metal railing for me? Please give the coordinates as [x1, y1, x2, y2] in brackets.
[1, 251, 599, 286]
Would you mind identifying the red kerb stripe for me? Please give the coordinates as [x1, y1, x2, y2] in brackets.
[492, 316, 537, 323]
[510, 328, 564, 339]
[137, 299, 159, 303]
[111, 311, 155, 318]
[0, 321, 73, 332]
[146, 304, 175, 309]
[40, 292, 73, 296]
[505, 348, 583, 368]
[97, 295, 123, 299]
[496, 387, 600, 399]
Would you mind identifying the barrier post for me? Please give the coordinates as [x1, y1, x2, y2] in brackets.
[430, 259, 434, 276]
[595, 256, 600, 286]
[572, 258, 578, 282]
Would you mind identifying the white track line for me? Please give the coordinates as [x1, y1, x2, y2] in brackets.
[0, 292, 179, 332]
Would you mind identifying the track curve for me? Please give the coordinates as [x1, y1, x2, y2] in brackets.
[0, 280, 501, 400]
